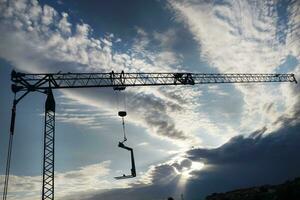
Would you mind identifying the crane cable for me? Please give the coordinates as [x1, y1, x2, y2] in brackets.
[3, 94, 17, 200]
[121, 117, 127, 143]
[115, 89, 127, 143]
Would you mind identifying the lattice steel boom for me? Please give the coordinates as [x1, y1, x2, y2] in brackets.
[11, 71, 297, 92]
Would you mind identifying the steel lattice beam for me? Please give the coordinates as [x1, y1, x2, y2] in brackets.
[42, 90, 55, 200]
[11, 71, 297, 92]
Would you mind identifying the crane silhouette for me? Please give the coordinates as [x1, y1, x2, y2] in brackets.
[3, 70, 297, 200]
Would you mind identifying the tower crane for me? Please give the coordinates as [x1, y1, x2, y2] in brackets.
[3, 70, 297, 200]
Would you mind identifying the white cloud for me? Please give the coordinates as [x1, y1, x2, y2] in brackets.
[58, 12, 72, 35]
[0, 0, 204, 146]
[169, 0, 300, 136]
[0, 161, 120, 200]
[137, 142, 149, 146]
[0, 154, 204, 200]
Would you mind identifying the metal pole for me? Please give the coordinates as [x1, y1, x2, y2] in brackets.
[42, 89, 55, 200]
[2, 98, 17, 200]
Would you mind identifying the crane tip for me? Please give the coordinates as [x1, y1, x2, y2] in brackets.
[291, 74, 297, 84]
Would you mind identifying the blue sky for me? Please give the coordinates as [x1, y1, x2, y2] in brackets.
[0, 0, 299, 199]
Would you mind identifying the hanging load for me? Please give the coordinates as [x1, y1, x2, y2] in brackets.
[114, 142, 136, 179]
[118, 111, 127, 117]
[114, 112, 136, 179]
[114, 86, 136, 180]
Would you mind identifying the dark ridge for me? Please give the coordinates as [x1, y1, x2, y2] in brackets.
[206, 177, 300, 200]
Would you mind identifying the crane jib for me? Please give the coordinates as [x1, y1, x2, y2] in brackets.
[10, 70, 297, 92]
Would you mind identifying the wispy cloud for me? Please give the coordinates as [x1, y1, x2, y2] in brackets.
[169, 0, 300, 135]
[0, 0, 203, 145]
[54, 94, 115, 129]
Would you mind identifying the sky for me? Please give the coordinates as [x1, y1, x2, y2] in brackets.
[0, 0, 299, 199]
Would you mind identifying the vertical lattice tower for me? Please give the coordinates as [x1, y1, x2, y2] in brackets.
[42, 89, 55, 200]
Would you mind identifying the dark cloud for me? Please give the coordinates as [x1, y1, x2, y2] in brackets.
[184, 123, 300, 199]
[128, 92, 187, 140]
[74, 164, 182, 200]
[172, 158, 192, 172]
[78, 109, 300, 200]
[183, 84, 300, 199]
[158, 87, 189, 105]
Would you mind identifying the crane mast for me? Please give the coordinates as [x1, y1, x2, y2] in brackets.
[3, 70, 297, 200]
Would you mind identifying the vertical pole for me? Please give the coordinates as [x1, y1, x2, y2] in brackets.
[130, 148, 136, 177]
[2, 100, 16, 200]
[42, 89, 55, 200]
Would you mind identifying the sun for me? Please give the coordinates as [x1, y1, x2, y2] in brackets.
[176, 161, 205, 190]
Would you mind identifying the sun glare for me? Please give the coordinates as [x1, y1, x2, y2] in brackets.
[176, 161, 204, 190]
